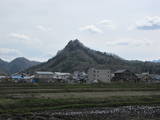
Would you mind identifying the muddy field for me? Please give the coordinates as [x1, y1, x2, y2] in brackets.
[0, 106, 160, 120]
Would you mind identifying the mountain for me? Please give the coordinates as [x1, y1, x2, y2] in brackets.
[26, 39, 160, 74]
[0, 59, 8, 75]
[8, 57, 40, 74]
[152, 59, 160, 63]
[0, 57, 40, 74]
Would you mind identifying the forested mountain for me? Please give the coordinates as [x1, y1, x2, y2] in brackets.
[26, 39, 160, 74]
[0, 57, 40, 75]
[0, 59, 8, 75]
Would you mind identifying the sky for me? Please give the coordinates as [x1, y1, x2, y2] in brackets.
[0, 0, 160, 62]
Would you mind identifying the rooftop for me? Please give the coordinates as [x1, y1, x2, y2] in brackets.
[114, 69, 128, 74]
[35, 71, 54, 75]
[54, 72, 71, 76]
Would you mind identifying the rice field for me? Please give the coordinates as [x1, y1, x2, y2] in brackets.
[0, 83, 160, 119]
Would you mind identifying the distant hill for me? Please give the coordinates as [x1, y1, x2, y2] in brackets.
[26, 39, 160, 74]
[152, 59, 160, 63]
[0, 59, 8, 75]
[0, 57, 40, 74]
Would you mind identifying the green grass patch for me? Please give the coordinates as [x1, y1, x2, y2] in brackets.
[0, 83, 160, 89]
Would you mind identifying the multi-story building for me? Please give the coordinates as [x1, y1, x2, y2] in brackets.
[88, 68, 111, 83]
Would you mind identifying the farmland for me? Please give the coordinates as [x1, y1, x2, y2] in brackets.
[0, 83, 160, 119]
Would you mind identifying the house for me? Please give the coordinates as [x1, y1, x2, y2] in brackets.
[0, 76, 7, 79]
[136, 73, 153, 83]
[149, 74, 160, 83]
[54, 72, 71, 80]
[34, 71, 54, 82]
[112, 69, 138, 83]
[53, 72, 71, 83]
[0, 75, 8, 82]
[88, 68, 111, 83]
[73, 71, 87, 83]
[137, 73, 160, 83]
[11, 74, 21, 83]
[11, 73, 33, 83]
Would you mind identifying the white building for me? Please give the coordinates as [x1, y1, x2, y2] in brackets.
[34, 71, 54, 82]
[53, 72, 71, 80]
[0, 76, 6, 79]
[88, 68, 111, 83]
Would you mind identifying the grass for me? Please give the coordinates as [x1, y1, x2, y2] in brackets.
[0, 82, 160, 89]
[0, 88, 160, 95]
[0, 83, 160, 94]
[0, 95, 160, 114]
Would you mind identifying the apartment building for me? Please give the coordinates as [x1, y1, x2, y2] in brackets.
[88, 68, 111, 83]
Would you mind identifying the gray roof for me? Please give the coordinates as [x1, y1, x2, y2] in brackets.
[114, 69, 128, 74]
[136, 74, 151, 79]
[54, 72, 71, 76]
[35, 71, 54, 75]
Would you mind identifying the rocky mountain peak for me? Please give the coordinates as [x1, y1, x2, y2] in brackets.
[64, 39, 86, 51]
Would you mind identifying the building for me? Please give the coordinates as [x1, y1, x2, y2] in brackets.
[34, 71, 54, 82]
[53, 72, 71, 83]
[88, 68, 111, 83]
[112, 69, 138, 83]
[136, 73, 153, 83]
[137, 73, 160, 83]
[0, 76, 7, 79]
[11, 73, 33, 83]
[150, 74, 160, 83]
[73, 71, 87, 83]
[0, 75, 8, 82]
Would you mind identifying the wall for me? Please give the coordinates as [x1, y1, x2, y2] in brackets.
[88, 68, 111, 83]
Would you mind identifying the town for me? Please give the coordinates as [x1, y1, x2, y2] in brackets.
[1, 68, 160, 84]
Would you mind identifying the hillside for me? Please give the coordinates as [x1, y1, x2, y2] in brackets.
[26, 39, 160, 74]
[0, 57, 40, 74]
[152, 59, 160, 63]
[0, 59, 9, 75]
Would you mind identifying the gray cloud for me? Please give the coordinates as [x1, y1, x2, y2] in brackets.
[98, 20, 116, 30]
[80, 19, 116, 34]
[9, 33, 31, 40]
[106, 38, 152, 47]
[0, 48, 22, 60]
[9, 33, 44, 48]
[136, 16, 160, 30]
[36, 25, 51, 32]
[80, 25, 103, 34]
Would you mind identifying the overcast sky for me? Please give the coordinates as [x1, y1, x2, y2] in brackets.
[0, 0, 160, 62]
